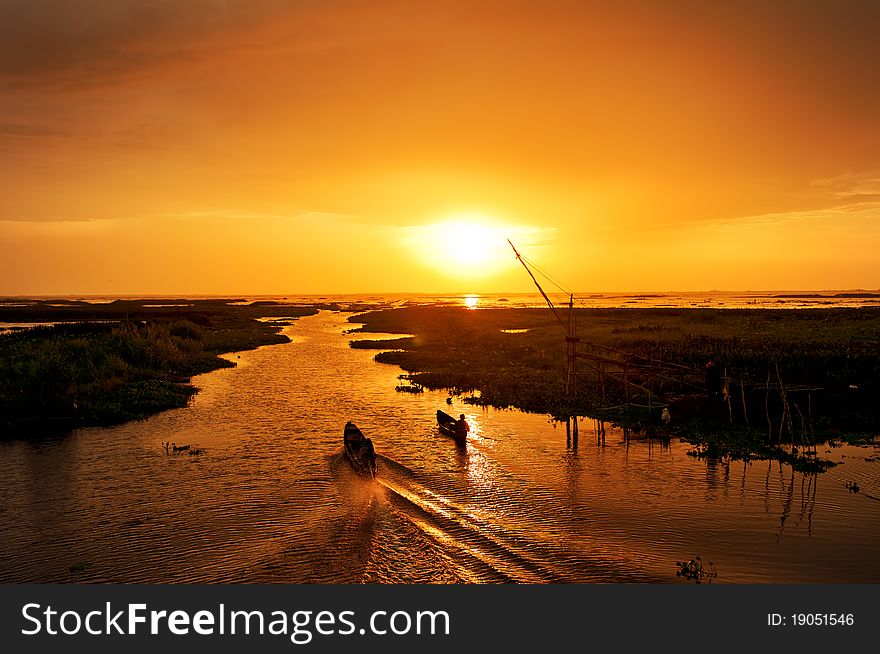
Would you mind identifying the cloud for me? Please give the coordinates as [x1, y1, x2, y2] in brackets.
[0, 0, 287, 90]
[644, 170, 880, 236]
[0, 122, 68, 138]
[810, 171, 880, 201]
[164, 209, 354, 223]
[0, 208, 356, 225]
[699, 200, 880, 234]
[0, 214, 121, 224]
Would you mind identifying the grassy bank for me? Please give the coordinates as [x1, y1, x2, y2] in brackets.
[0, 299, 316, 437]
[349, 306, 880, 466]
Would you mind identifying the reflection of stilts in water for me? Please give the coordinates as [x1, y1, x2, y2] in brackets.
[705, 454, 719, 498]
[621, 421, 670, 456]
[799, 472, 817, 537]
[722, 457, 731, 501]
[594, 418, 606, 446]
[747, 457, 818, 540]
[565, 416, 578, 450]
[563, 449, 582, 505]
[771, 462, 818, 542]
[777, 466, 796, 542]
[807, 473, 817, 535]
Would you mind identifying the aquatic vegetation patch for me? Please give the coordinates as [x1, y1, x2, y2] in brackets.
[0, 300, 318, 437]
[349, 305, 880, 469]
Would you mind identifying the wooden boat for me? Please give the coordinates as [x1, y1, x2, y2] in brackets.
[436, 409, 469, 442]
[343, 421, 377, 477]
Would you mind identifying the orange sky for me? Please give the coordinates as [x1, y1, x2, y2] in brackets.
[1, 0, 878, 295]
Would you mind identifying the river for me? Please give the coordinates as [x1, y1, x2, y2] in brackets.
[1, 310, 878, 583]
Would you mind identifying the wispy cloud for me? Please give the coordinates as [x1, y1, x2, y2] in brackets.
[0, 208, 359, 225]
[164, 209, 355, 223]
[666, 171, 880, 234]
[0, 122, 68, 138]
[0, 0, 288, 91]
[0, 214, 123, 224]
[810, 170, 880, 201]
[702, 200, 880, 233]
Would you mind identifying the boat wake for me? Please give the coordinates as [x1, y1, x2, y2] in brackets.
[371, 454, 654, 583]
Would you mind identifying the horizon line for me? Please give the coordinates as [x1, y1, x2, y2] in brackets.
[2, 288, 880, 299]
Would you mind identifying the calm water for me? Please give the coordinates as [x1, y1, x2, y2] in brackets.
[1, 310, 878, 583]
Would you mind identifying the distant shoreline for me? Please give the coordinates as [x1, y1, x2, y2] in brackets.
[3, 289, 880, 312]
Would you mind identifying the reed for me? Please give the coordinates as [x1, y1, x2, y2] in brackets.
[1, 301, 317, 437]
[350, 305, 880, 467]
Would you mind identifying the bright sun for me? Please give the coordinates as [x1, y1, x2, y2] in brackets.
[406, 216, 512, 278]
[443, 222, 496, 266]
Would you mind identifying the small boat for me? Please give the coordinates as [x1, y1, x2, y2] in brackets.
[436, 409, 469, 442]
[343, 421, 377, 477]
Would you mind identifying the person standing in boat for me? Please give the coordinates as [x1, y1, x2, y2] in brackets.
[457, 414, 470, 435]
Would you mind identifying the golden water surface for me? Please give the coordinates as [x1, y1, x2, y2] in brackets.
[1, 311, 878, 583]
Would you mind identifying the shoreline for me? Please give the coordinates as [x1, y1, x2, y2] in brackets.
[0, 299, 318, 439]
[348, 305, 880, 470]
[4, 299, 878, 466]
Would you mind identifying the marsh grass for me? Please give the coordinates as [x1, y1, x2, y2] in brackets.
[0, 300, 316, 436]
[349, 306, 880, 465]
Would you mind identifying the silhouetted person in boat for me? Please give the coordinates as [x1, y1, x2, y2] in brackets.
[706, 360, 721, 399]
[457, 414, 470, 435]
[364, 438, 377, 475]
